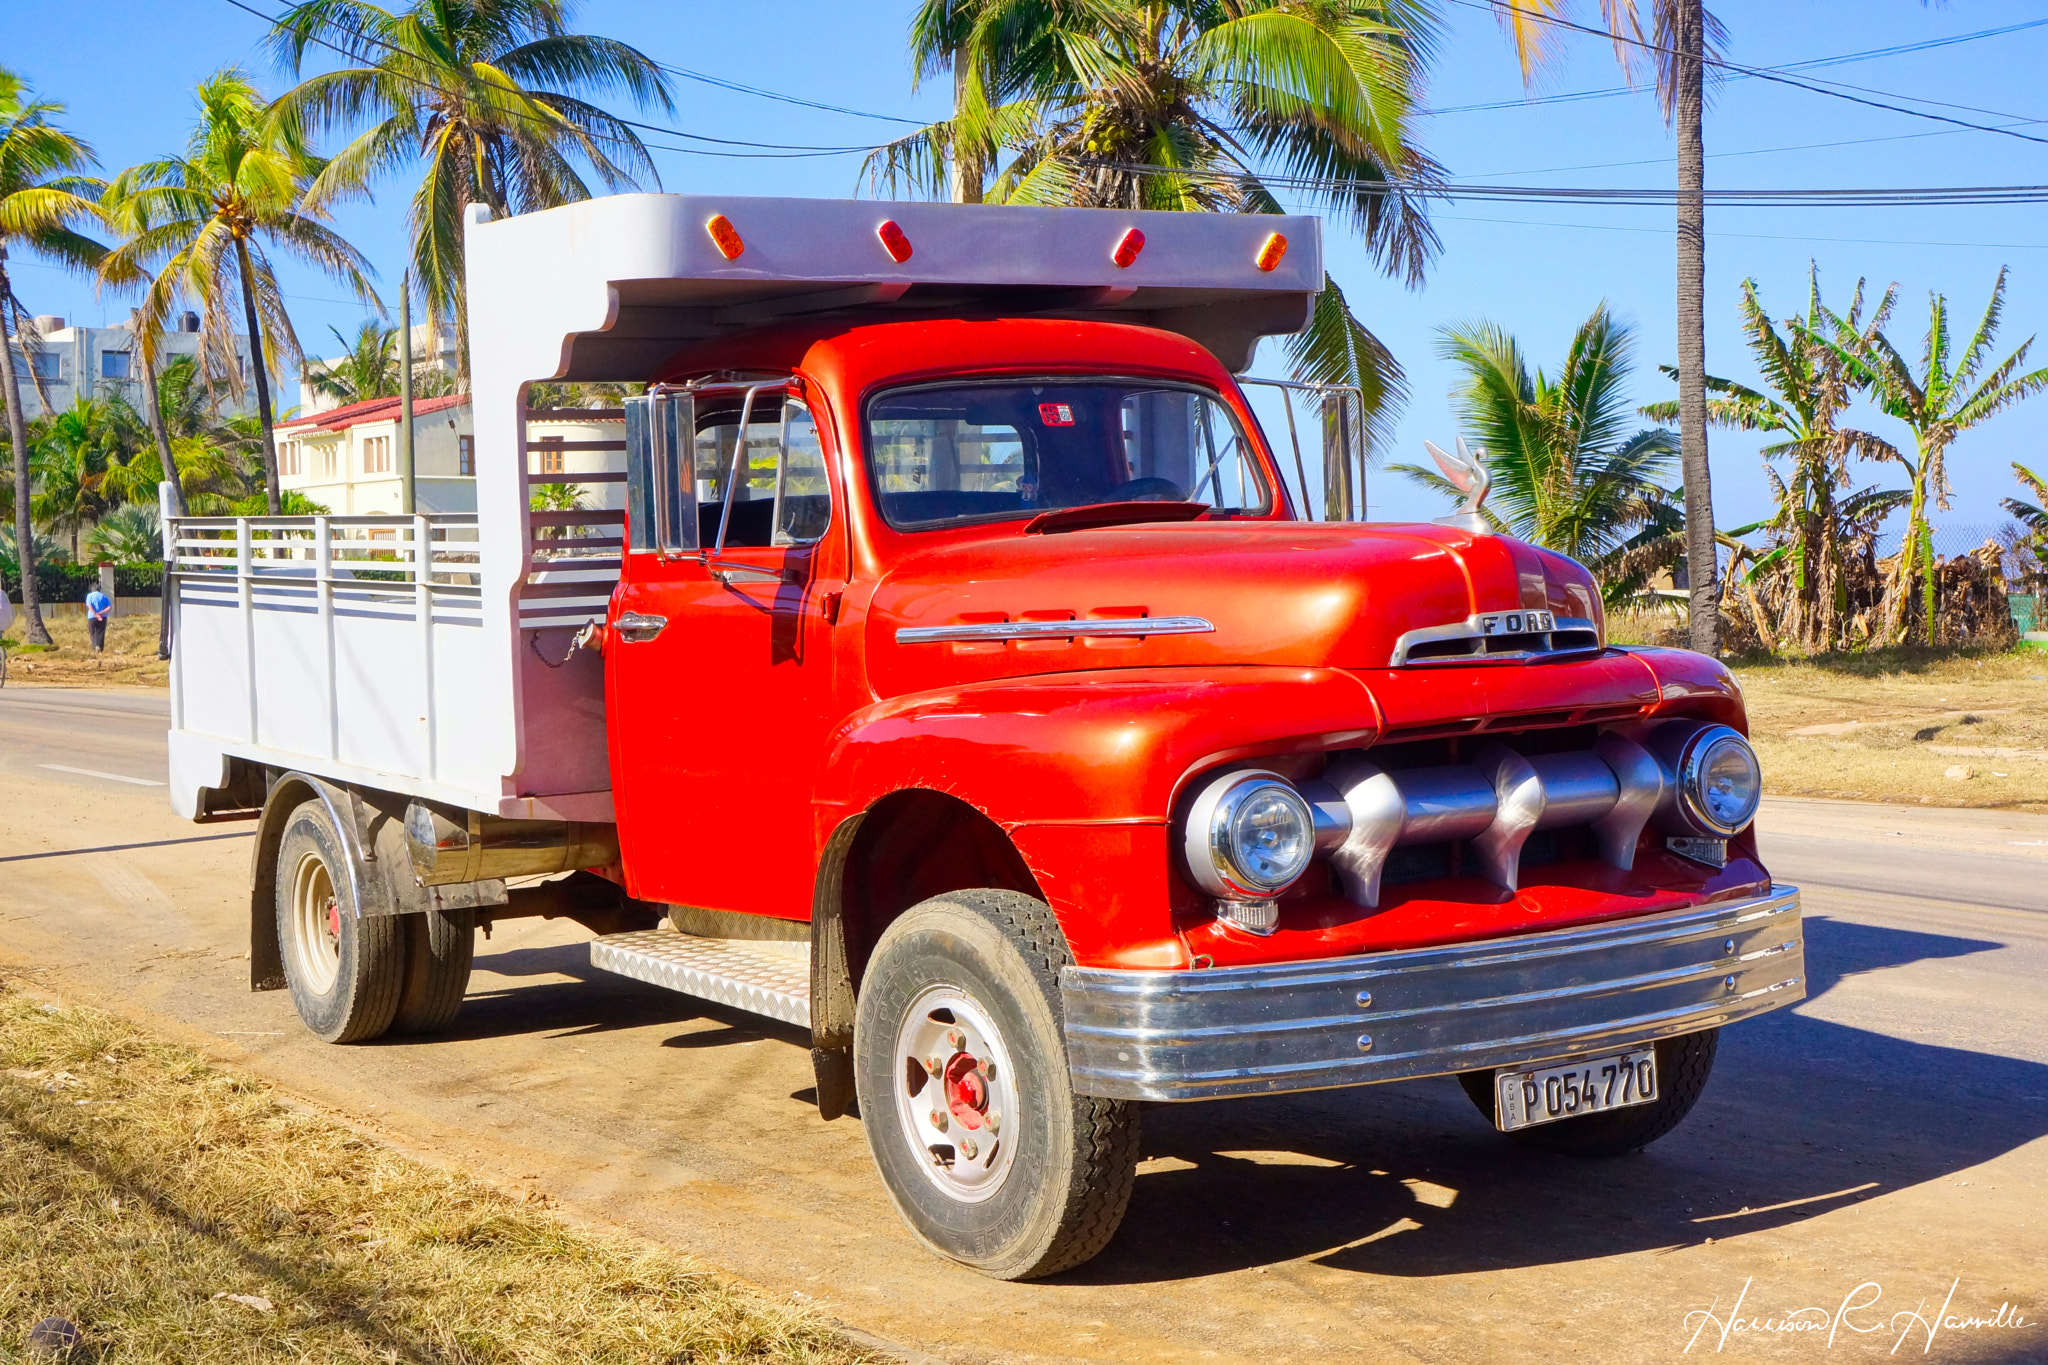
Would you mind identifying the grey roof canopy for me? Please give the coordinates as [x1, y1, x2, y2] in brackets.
[464, 194, 1323, 379]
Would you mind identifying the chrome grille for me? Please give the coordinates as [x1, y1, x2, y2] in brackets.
[1389, 613, 1603, 666]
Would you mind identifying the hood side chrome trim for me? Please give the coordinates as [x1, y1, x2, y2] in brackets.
[896, 615, 1215, 645]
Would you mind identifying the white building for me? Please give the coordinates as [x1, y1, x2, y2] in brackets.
[6, 313, 261, 420]
[276, 396, 624, 515]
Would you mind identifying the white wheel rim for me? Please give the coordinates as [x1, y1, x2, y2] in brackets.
[288, 848, 342, 994]
[889, 984, 1020, 1204]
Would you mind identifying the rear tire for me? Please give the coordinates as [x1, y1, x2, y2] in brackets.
[392, 904, 473, 1034]
[275, 799, 404, 1043]
[853, 889, 1139, 1280]
[1458, 1029, 1720, 1156]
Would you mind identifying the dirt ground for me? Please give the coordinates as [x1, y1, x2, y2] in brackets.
[3, 689, 2046, 1365]
[2, 612, 169, 689]
[1733, 651, 2048, 814]
[0, 987, 871, 1365]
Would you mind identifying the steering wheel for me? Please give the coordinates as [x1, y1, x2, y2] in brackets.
[1108, 477, 1188, 503]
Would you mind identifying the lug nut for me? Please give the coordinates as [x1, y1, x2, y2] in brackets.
[985, 1110, 1001, 1133]
[946, 1029, 965, 1051]
[930, 1109, 948, 1131]
[925, 1056, 942, 1076]
[982, 1058, 996, 1080]
[959, 1136, 978, 1160]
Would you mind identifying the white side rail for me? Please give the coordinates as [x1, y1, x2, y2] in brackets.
[162, 489, 516, 818]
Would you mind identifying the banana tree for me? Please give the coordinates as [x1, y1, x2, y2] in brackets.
[1825, 269, 2048, 644]
[1645, 269, 1896, 650]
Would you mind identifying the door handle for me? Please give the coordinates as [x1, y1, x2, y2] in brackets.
[614, 611, 667, 643]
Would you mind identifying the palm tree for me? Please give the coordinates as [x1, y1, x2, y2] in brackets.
[1391, 304, 1680, 605]
[30, 397, 120, 560]
[1643, 270, 1896, 650]
[99, 69, 381, 516]
[1825, 269, 2048, 645]
[0, 66, 104, 645]
[84, 502, 163, 563]
[267, 0, 676, 360]
[305, 319, 401, 403]
[875, 0, 1444, 457]
[1486, 0, 1725, 654]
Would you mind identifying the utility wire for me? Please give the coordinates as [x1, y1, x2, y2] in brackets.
[651, 62, 921, 126]
[219, 0, 875, 158]
[1434, 0, 2048, 145]
[1079, 158, 2048, 207]
[1424, 16, 2048, 117]
[1464, 119, 2046, 181]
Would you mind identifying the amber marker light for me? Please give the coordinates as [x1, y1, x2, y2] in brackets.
[1255, 232, 1289, 272]
[705, 213, 745, 260]
[876, 219, 914, 263]
[1111, 227, 1146, 268]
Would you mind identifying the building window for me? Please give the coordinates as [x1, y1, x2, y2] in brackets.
[363, 434, 392, 474]
[279, 440, 300, 476]
[458, 435, 475, 476]
[537, 436, 565, 475]
[31, 352, 60, 380]
[319, 444, 336, 480]
[101, 350, 132, 379]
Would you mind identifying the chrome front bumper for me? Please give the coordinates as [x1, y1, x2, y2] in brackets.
[1061, 885, 1804, 1101]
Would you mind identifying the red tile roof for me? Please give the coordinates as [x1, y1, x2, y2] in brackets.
[278, 393, 466, 434]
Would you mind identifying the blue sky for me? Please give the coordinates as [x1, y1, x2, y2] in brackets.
[10, 0, 2047, 535]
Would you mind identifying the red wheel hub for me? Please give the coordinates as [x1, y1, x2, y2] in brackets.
[944, 1052, 988, 1129]
[325, 901, 341, 942]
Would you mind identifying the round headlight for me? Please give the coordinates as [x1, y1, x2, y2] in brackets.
[1679, 727, 1761, 836]
[1182, 771, 1315, 898]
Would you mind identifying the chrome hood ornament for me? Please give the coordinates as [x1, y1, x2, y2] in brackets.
[1424, 437, 1493, 533]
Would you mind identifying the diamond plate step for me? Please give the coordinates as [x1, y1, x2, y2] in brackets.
[589, 929, 811, 1028]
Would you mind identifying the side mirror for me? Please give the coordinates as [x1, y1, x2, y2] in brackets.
[625, 391, 698, 555]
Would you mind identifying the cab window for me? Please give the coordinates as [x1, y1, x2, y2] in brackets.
[865, 379, 1270, 530]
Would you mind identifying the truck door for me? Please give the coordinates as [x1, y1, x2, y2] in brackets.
[607, 381, 843, 920]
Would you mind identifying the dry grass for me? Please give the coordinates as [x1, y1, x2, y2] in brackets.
[1, 614, 168, 690]
[0, 985, 874, 1365]
[1733, 648, 2048, 812]
[1606, 609, 2047, 809]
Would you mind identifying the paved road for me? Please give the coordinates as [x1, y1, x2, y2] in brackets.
[2, 686, 2043, 1365]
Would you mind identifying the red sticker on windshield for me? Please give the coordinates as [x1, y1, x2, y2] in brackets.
[1038, 402, 1076, 427]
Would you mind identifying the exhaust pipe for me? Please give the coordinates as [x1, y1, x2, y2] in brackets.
[404, 802, 619, 886]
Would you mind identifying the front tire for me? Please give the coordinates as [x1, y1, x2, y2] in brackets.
[276, 800, 404, 1043]
[1458, 1029, 1720, 1156]
[853, 889, 1139, 1280]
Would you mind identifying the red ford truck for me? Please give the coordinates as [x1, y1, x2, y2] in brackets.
[163, 194, 1803, 1280]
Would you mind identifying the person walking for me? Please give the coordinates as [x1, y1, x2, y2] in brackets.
[85, 583, 111, 653]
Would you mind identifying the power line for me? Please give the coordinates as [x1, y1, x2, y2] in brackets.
[651, 62, 920, 126]
[1423, 16, 2048, 117]
[1462, 120, 2046, 181]
[1434, 0, 2048, 145]
[218, 0, 878, 158]
[1431, 212, 2048, 252]
[1087, 159, 2048, 207]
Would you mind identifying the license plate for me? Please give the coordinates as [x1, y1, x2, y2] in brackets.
[1494, 1048, 1657, 1131]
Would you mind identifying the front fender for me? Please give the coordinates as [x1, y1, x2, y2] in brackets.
[814, 665, 1382, 829]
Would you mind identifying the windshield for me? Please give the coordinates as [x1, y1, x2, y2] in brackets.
[865, 379, 1272, 530]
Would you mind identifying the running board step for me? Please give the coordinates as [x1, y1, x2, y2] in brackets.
[589, 930, 811, 1028]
